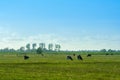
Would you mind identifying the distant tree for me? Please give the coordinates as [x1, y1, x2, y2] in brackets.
[48, 43, 53, 51]
[20, 47, 25, 52]
[9, 48, 16, 52]
[3, 48, 9, 52]
[36, 47, 43, 56]
[32, 43, 37, 50]
[55, 44, 61, 51]
[39, 43, 45, 50]
[108, 49, 115, 55]
[100, 49, 107, 52]
[26, 43, 30, 51]
[5, 48, 9, 52]
[108, 49, 114, 52]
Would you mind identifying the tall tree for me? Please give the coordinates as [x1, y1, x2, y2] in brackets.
[108, 49, 114, 52]
[20, 47, 25, 52]
[36, 47, 43, 56]
[100, 49, 107, 52]
[32, 43, 37, 50]
[39, 43, 45, 50]
[48, 43, 53, 51]
[55, 44, 61, 51]
[26, 43, 30, 51]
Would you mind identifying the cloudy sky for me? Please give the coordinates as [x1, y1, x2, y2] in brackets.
[0, 0, 120, 50]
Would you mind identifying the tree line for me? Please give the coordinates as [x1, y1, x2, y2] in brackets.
[0, 43, 120, 55]
[0, 43, 61, 53]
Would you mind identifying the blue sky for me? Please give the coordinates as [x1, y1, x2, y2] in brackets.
[0, 0, 120, 50]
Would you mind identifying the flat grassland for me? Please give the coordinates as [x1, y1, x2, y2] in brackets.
[0, 53, 120, 80]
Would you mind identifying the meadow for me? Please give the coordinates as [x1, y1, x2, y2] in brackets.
[0, 52, 120, 80]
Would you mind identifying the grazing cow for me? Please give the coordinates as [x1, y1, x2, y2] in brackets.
[24, 55, 29, 60]
[67, 56, 73, 60]
[77, 55, 83, 60]
[87, 54, 92, 57]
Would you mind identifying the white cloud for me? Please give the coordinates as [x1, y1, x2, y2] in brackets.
[0, 26, 120, 50]
[0, 28, 66, 50]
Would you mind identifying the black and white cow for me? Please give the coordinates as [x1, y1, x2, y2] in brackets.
[77, 55, 83, 60]
[67, 55, 73, 60]
[87, 54, 92, 57]
[24, 55, 29, 60]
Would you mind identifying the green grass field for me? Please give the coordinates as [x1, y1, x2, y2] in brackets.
[0, 53, 120, 80]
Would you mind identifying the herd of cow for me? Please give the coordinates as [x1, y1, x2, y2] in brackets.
[67, 54, 92, 61]
[23, 54, 92, 60]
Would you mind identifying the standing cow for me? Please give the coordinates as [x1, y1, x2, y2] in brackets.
[87, 54, 92, 57]
[24, 55, 29, 60]
[67, 55, 73, 60]
[77, 55, 83, 60]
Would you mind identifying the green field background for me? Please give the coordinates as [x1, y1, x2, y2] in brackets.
[0, 52, 120, 80]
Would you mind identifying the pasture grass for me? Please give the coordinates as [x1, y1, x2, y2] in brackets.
[0, 53, 120, 80]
